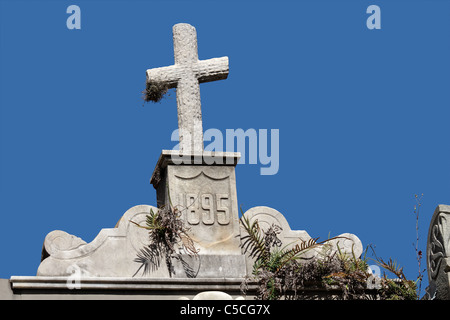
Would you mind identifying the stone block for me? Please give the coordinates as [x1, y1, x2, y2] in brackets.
[151, 150, 243, 257]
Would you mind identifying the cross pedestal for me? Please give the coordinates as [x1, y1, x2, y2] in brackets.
[150, 150, 246, 278]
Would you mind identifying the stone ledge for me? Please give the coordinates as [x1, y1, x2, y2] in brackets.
[7, 277, 382, 300]
[150, 150, 241, 188]
[10, 276, 253, 292]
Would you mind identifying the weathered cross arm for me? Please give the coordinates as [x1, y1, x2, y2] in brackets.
[145, 23, 229, 153]
[146, 57, 229, 89]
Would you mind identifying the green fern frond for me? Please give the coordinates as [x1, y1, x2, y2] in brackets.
[239, 214, 268, 262]
[375, 257, 405, 280]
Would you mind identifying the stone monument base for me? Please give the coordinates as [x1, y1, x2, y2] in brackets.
[5, 149, 365, 300]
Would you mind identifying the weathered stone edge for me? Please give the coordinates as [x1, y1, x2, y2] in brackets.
[150, 150, 241, 187]
[10, 276, 252, 291]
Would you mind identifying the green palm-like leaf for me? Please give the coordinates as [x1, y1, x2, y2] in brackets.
[239, 214, 268, 262]
[276, 238, 319, 269]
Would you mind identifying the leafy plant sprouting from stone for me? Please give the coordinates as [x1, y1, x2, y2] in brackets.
[368, 245, 419, 300]
[239, 212, 419, 300]
[239, 214, 361, 299]
[130, 202, 199, 277]
[239, 214, 333, 273]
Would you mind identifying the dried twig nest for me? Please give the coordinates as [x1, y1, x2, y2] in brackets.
[142, 81, 169, 103]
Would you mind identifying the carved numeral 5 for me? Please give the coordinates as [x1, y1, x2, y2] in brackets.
[216, 193, 230, 225]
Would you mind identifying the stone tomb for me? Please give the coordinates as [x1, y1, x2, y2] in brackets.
[8, 23, 363, 299]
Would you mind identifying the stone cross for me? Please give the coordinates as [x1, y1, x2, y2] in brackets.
[146, 23, 229, 153]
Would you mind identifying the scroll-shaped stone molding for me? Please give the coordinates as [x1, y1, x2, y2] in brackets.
[178, 291, 245, 300]
[320, 233, 364, 260]
[37, 205, 161, 277]
[240, 206, 363, 272]
[41, 230, 87, 261]
[241, 206, 312, 251]
[427, 204, 450, 300]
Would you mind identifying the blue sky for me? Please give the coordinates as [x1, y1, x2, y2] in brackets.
[1, 0, 449, 297]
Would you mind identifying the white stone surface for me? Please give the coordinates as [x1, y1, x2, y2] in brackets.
[42, 230, 86, 258]
[163, 165, 241, 255]
[36, 203, 363, 280]
[37, 205, 173, 278]
[36, 201, 247, 278]
[180, 291, 245, 300]
[146, 23, 229, 153]
[192, 291, 234, 300]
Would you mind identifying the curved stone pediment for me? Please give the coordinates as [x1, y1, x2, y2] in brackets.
[37, 205, 166, 278]
[241, 206, 364, 271]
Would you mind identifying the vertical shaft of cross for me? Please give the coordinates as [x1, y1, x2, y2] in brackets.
[146, 23, 229, 154]
[173, 24, 203, 153]
[176, 75, 203, 153]
[173, 23, 198, 64]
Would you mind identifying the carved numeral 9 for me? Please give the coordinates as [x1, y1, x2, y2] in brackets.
[201, 194, 214, 225]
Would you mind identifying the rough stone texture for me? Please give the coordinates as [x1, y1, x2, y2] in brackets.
[427, 204, 450, 299]
[146, 23, 229, 153]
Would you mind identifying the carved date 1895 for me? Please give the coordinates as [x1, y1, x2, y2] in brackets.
[180, 193, 230, 226]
